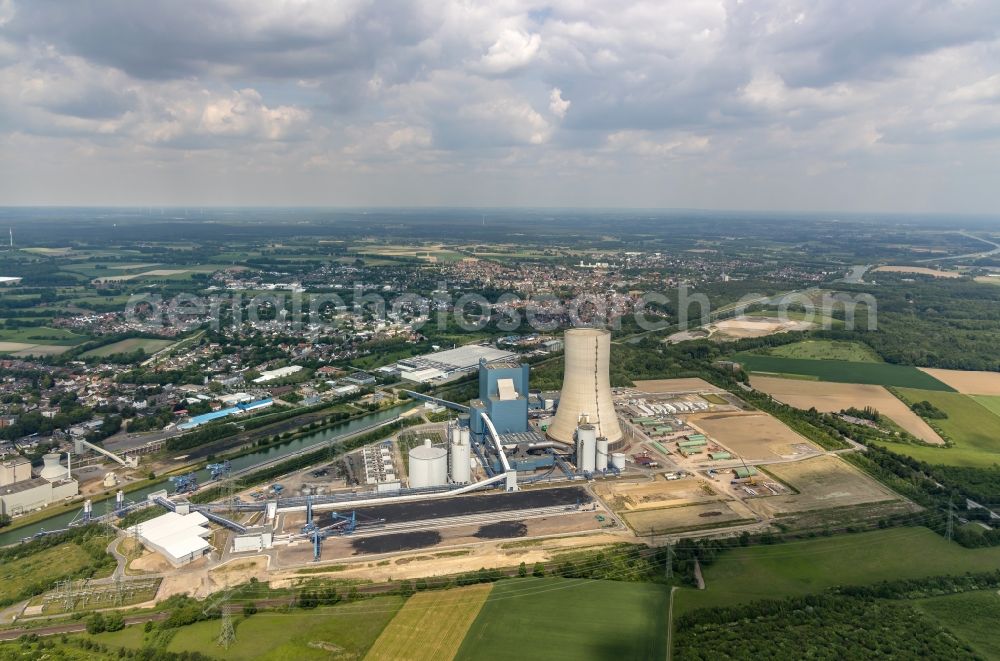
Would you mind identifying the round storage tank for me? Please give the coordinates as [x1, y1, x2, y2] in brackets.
[611, 452, 627, 470]
[576, 424, 597, 473]
[596, 438, 609, 471]
[450, 434, 472, 484]
[39, 452, 66, 481]
[409, 439, 448, 488]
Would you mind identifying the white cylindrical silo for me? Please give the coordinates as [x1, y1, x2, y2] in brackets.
[576, 424, 597, 473]
[409, 439, 448, 488]
[596, 437, 609, 471]
[611, 452, 627, 470]
[547, 328, 623, 445]
[450, 430, 472, 484]
[460, 426, 470, 445]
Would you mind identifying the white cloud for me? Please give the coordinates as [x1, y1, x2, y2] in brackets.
[549, 87, 571, 118]
[458, 97, 552, 145]
[477, 28, 541, 75]
[1, 0, 999, 210]
[199, 89, 309, 140]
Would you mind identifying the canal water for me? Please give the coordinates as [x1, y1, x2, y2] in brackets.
[0, 403, 415, 546]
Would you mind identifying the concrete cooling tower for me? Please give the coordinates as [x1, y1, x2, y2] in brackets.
[547, 328, 623, 445]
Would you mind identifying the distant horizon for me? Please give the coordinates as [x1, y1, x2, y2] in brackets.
[0, 205, 997, 220]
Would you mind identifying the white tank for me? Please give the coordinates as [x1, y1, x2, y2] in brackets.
[450, 429, 472, 484]
[596, 437, 609, 471]
[39, 452, 66, 482]
[460, 426, 470, 445]
[611, 452, 627, 470]
[576, 424, 597, 473]
[409, 439, 448, 488]
[547, 328, 623, 445]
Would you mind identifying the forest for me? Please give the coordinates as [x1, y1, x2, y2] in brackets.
[837, 277, 1000, 371]
[675, 594, 979, 660]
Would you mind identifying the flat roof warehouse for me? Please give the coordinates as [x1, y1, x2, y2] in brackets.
[384, 345, 517, 384]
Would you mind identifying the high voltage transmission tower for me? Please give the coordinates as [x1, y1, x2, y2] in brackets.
[218, 604, 236, 649]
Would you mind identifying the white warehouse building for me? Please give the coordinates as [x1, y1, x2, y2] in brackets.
[126, 511, 213, 567]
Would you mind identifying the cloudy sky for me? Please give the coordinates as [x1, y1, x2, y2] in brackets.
[1, 0, 998, 212]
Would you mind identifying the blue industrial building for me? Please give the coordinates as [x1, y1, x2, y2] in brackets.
[469, 358, 529, 437]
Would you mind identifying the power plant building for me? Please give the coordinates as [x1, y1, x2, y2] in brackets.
[0, 454, 78, 518]
[470, 358, 530, 436]
[547, 328, 623, 447]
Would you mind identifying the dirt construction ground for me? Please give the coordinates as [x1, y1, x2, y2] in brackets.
[623, 500, 754, 534]
[269, 532, 630, 586]
[754, 455, 900, 516]
[751, 375, 945, 444]
[709, 316, 816, 339]
[917, 368, 1000, 396]
[632, 378, 723, 393]
[687, 411, 820, 461]
[593, 475, 721, 512]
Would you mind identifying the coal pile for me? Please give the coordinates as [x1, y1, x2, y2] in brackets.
[474, 521, 528, 539]
[351, 530, 442, 555]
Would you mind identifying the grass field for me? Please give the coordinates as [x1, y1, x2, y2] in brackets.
[766, 339, 883, 362]
[166, 596, 404, 660]
[972, 395, 1000, 418]
[0, 544, 98, 604]
[913, 590, 1000, 660]
[676, 527, 1000, 614]
[0, 325, 87, 345]
[736, 354, 954, 390]
[366, 584, 492, 660]
[82, 338, 174, 357]
[878, 389, 1000, 467]
[89, 623, 148, 649]
[455, 578, 669, 661]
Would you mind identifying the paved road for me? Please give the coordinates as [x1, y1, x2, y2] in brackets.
[666, 586, 677, 661]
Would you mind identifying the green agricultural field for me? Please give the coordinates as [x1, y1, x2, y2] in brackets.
[881, 389, 1000, 467]
[82, 338, 174, 357]
[368, 584, 492, 661]
[455, 578, 669, 661]
[766, 339, 883, 363]
[165, 595, 404, 660]
[88, 623, 149, 649]
[972, 395, 1000, 418]
[913, 590, 1000, 660]
[735, 354, 953, 390]
[676, 527, 1000, 615]
[0, 325, 88, 345]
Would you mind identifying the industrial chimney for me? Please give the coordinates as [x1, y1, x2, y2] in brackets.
[547, 328, 623, 445]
